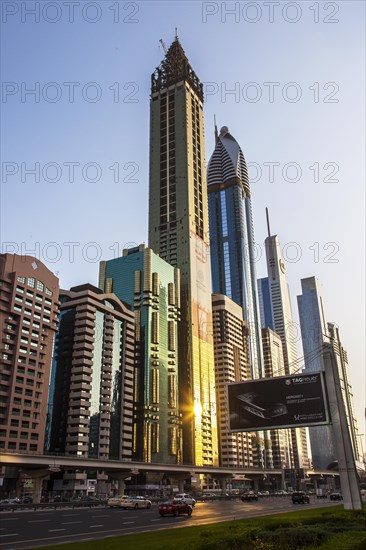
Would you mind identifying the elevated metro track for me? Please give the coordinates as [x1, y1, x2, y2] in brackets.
[0, 452, 336, 480]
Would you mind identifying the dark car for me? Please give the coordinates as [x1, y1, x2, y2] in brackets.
[292, 491, 310, 504]
[159, 500, 192, 517]
[20, 496, 33, 504]
[241, 491, 258, 502]
[330, 492, 343, 501]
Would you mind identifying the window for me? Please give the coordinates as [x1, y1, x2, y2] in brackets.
[36, 281, 44, 292]
[152, 312, 159, 344]
[168, 321, 175, 351]
[27, 277, 35, 288]
[46, 288, 53, 296]
[151, 368, 159, 403]
[17, 277, 26, 283]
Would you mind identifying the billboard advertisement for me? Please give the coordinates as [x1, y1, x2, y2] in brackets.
[228, 372, 329, 432]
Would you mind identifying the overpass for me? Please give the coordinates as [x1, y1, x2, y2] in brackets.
[0, 452, 339, 502]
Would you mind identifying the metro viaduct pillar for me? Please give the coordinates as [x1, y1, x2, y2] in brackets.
[18, 468, 51, 503]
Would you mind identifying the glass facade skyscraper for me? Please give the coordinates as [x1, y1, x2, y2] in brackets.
[207, 126, 263, 380]
[99, 245, 182, 464]
[297, 277, 361, 469]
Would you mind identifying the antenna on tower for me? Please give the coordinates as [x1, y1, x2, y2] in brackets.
[266, 207, 271, 238]
[159, 38, 168, 54]
[214, 115, 218, 144]
[175, 27, 178, 39]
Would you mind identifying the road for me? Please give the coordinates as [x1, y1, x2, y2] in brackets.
[0, 498, 340, 549]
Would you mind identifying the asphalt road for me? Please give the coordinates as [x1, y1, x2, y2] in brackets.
[0, 498, 341, 549]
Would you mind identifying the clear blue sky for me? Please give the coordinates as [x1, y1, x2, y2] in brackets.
[1, 1, 365, 448]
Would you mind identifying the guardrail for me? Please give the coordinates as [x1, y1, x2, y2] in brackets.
[0, 500, 107, 512]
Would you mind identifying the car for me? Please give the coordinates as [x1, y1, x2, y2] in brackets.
[292, 491, 310, 504]
[107, 495, 128, 508]
[241, 491, 258, 502]
[200, 492, 216, 500]
[119, 496, 152, 509]
[173, 493, 196, 506]
[330, 492, 343, 501]
[159, 500, 193, 517]
[20, 496, 33, 504]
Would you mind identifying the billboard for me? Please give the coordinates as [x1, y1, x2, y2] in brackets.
[228, 372, 329, 432]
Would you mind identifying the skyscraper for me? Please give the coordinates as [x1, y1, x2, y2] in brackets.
[0, 254, 59, 455]
[148, 37, 218, 466]
[207, 126, 263, 380]
[212, 294, 254, 468]
[261, 327, 293, 469]
[327, 323, 362, 465]
[259, 215, 309, 469]
[298, 277, 361, 468]
[99, 245, 182, 464]
[46, 284, 135, 461]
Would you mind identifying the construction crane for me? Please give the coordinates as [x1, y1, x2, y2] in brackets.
[159, 38, 167, 54]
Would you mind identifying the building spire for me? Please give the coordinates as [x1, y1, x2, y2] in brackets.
[214, 115, 218, 144]
[151, 37, 203, 101]
[266, 207, 272, 238]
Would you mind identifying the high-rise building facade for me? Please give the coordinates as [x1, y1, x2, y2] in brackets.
[297, 277, 335, 469]
[327, 322, 362, 464]
[212, 294, 253, 468]
[148, 38, 218, 466]
[0, 254, 59, 454]
[259, 224, 309, 469]
[297, 277, 361, 468]
[99, 245, 182, 464]
[46, 284, 135, 461]
[261, 327, 293, 469]
[207, 126, 263, 380]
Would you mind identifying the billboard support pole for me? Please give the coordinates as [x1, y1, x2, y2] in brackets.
[322, 343, 362, 510]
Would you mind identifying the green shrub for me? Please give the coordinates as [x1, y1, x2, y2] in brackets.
[258, 525, 328, 548]
[309, 531, 366, 550]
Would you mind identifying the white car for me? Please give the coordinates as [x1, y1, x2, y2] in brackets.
[119, 496, 152, 509]
[107, 495, 128, 508]
[173, 493, 196, 507]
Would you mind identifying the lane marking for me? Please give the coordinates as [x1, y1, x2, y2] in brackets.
[62, 513, 80, 517]
[89, 524, 104, 528]
[28, 520, 52, 523]
[91, 515, 109, 518]
[61, 521, 83, 525]
[122, 521, 135, 524]
[48, 529, 66, 532]
[0, 518, 19, 521]
[0, 534, 19, 537]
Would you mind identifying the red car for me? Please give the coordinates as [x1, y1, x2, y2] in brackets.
[159, 500, 193, 517]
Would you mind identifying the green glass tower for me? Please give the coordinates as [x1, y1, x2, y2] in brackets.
[148, 37, 218, 466]
[99, 245, 181, 464]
